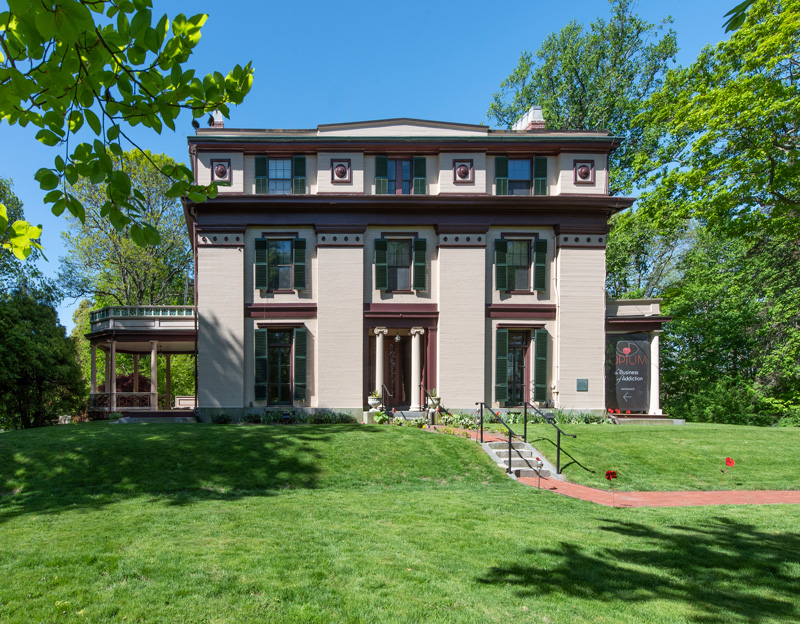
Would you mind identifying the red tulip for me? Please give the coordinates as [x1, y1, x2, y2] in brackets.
[725, 457, 735, 467]
[605, 470, 618, 480]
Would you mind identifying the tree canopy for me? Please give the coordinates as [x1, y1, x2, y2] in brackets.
[0, 0, 253, 259]
[487, 0, 677, 195]
[59, 150, 192, 306]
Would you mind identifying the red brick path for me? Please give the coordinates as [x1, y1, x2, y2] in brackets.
[431, 426, 800, 508]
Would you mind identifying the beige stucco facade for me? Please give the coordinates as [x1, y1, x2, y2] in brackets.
[184, 115, 666, 421]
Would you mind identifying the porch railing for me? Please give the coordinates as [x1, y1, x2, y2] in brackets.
[89, 305, 195, 324]
[89, 391, 157, 411]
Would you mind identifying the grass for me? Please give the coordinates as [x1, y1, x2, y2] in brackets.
[1, 422, 799, 623]
[508, 422, 800, 492]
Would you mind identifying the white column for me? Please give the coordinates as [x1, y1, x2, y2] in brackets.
[410, 327, 425, 411]
[90, 344, 97, 394]
[132, 354, 139, 393]
[150, 340, 158, 411]
[649, 332, 662, 414]
[165, 354, 172, 410]
[109, 340, 117, 412]
[374, 328, 388, 394]
[104, 347, 111, 394]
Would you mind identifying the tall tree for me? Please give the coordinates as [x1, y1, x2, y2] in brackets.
[0, 0, 253, 259]
[488, 0, 678, 195]
[0, 288, 84, 429]
[59, 150, 192, 306]
[642, 0, 800, 419]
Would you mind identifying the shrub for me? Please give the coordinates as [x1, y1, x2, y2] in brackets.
[242, 412, 262, 424]
[668, 378, 778, 426]
[439, 412, 477, 430]
[373, 411, 389, 424]
[211, 412, 231, 424]
[776, 408, 800, 427]
[407, 417, 426, 428]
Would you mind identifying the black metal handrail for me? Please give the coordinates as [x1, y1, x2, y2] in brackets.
[475, 402, 522, 474]
[381, 384, 393, 412]
[520, 402, 576, 475]
[420, 383, 453, 420]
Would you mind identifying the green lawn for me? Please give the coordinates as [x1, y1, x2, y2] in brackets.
[512, 423, 800, 492]
[1, 423, 799, 623]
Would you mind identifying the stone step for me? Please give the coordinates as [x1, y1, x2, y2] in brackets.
[494, 451, 537, 461]
[514, 467, 551, 478]
[501, 458, 545, 469]
[487, 441, 528, 450]
[114, 415, 198, 424]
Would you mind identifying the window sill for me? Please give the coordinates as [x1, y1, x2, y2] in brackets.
[259, 289, 296, 295]
[507, 290, 537, 295]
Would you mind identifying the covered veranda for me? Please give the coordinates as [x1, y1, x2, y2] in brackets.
[86, 306, 197, 417]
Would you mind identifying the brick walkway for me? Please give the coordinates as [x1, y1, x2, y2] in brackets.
[431, 426, 800, 508]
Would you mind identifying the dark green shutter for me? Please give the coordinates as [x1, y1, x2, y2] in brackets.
[533, 156, 547, 195]
[495, 328, 509, 402]
[495, 156, 508, 195]
[534, 329, 548, 402]
[293, 238, 306, 290]
[495, 239, 508, 291]
[255, 329, 268, 401]
[293, 156, 306, 194]
[374, 238, 388, 290]
[413, 156, 426, 195]
[255, 238, 268, 289]
[413, 238, 426, 290]
[293, 327, 307, 401]
[533, 238, 547, 291]
[255, 157, 267, 194]
[375, 155, 388, 194]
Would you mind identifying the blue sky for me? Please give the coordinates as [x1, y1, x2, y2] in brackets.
[0, 0, 736, 331]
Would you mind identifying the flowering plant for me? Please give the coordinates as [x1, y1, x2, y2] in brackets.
[721, 457, 735, 485]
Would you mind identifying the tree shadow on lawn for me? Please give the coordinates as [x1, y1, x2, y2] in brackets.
[476, 516, 800, 623]
[0, 423, 386, 523]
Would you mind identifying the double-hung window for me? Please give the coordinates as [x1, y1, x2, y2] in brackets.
[495, 238, 548, 292]
[255, 327, 308, 404]
[375, 156, 426, 195]
[255, 238, 307, 291]
[374, 238, 426, 292]
[495, 156, 548, 196]
[495, 328, 549, 404]
[255, 156, 306, 194]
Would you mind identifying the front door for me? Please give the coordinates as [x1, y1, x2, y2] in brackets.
[385, 336, 411, 408]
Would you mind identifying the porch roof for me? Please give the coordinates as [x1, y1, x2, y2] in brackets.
[86, 306, 197, 354]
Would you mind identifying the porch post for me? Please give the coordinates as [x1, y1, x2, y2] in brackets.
[109, 339, 117, 412]
[649, 332, 662, 415]
[165, 354, 172, 410]
[132, 354, 139, 393]
[150, 340, 158, 411]
[90, 344, 97, 394]
[410, 327, 425, 411]
[374, 327, 388, 393]
[104, 346, 111, 394]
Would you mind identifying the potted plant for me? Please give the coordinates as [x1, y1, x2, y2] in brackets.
[427, 388, 440, 408]
[367, 390, 381, 409]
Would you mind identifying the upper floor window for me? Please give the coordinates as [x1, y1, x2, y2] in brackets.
[495, 238, 548, 292]
[495, 156, 547, 196]
[255, 238, 307, 291]
[255, 156, 306, 194]
[376, 156, 426, 195]
[375, 238, 426, 292]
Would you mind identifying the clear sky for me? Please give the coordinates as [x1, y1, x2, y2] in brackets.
[0, 0, 736, 331]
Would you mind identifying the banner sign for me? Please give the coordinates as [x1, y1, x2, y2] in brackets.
[606, 333, 650, 412]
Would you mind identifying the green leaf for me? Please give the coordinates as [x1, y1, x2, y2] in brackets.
[68, 110, 84, 132]
[142, 223, 161, 245]
[107, 125, 120, 141]
[34, 168, 59, 191]
[84, 109, 102, 135]
[36, 129, 62, 146]
[0, 203, 7, 236]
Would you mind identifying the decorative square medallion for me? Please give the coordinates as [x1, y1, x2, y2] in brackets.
[210, 158, 232, 185]
[331, 159, 351, 184]
[453, 159, 474, 184]
[573, 160, 595, 185]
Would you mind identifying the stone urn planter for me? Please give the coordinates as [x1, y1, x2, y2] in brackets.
[428, 396, 441, 408]
[368, 395, 381, 409]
